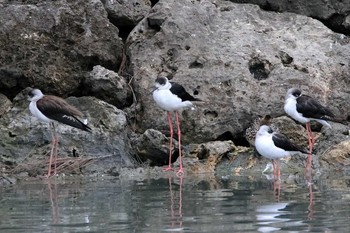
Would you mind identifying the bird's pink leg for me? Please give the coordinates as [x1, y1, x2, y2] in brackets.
[163, 112, 174, 172]
[52, 123, 58, 176]
[47, 127, 54, 177]
[47, 122, 57, 177]
[305, 122, 314, 175]
[272, 160, 276, 181]
[277, 159, 281, 181]
[175, 111, 184, 177]
[306, 122, 315, 154]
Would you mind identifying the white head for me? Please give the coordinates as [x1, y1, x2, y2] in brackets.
[27, 89, 44, 102]
[285, 88, 302, 100]
[154, 76, 172, 90]
[257, 125, 274, 136]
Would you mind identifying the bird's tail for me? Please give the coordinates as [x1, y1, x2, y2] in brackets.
[320, 116, 349, 125]
[68, 116, 92, 132]
[80, 118, 92, 132]
[299, 147, 309, 154]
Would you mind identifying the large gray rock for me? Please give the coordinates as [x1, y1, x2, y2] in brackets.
[0, 89, 135, 175]
[229, 0, 350, 35]
[0, 0, 123, 97]
[102, 0, 152, 27]
[128, 0, 350, 145]
[84, 65, 133, 108]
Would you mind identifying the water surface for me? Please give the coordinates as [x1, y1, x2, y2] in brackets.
[1, 173, 350, 232]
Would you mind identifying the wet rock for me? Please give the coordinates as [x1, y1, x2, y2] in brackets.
[133, 129, 179, 166]
[84, 65, 133, 108]
[128, 0, 350, 145]
[0, 0, 123, 97]
[0, 90, 135, 175]
[184, 140, 237, 174]
[0, 93, 11, 117]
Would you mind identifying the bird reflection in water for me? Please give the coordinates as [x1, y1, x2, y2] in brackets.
[165, 175, 184, 232]
[256, 202, 290, 233]
[263, 166, 314, 223]
[45, 179, 60, 231]
[262, 164, 281, 202]
[307, 177, 314, 220]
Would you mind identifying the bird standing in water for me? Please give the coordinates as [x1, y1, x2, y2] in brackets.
[28, 89, 91, 177]
[255, 125, 307, 180]
[152, 76, 200, 176]
[284, 88, 335, 172]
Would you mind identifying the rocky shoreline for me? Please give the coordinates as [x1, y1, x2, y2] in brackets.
[0, 0, 349, 179]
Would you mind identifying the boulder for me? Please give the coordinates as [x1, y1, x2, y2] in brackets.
[229, 0, 350, 35]
[184, 140, 238, 174]
[0, 0, 123, 98]
[84, 65, 133, 108]
[128, 0, 350, 145]
[102, 0, 152, 28]
[320, 140, 350, 169]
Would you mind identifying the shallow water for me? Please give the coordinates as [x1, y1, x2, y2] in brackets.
[1, 173, 350, 233]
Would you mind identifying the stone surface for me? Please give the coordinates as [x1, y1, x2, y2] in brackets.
[128, 0, 350, 145]
[84, 65, 133, 108]
[0, 0, 350, 176]
[184, 140, 237, 174]
[229, 0, 350, 35]
[102, 0, 152, 27]
[0, 0, 123, 98]
[0, 89, 135, 176]
[320, 140, 350, 169]
[0, 93, 11, 117]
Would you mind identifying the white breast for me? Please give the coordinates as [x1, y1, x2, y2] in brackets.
[255, 134, 291, 160]
[153, 89, 193, 111]
[284, 98, 309, 124]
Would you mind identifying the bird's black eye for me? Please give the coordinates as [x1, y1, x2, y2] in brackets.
[155, 77, 166, 85]
[28, 90, 34, 98]
[267, 127, 273, 133]
[292, 89, 301, 97]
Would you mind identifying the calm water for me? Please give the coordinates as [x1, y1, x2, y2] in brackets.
[1, 173, 350, 233]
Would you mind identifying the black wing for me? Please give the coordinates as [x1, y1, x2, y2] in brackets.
[170, 82, 201, 102]
[296, 95, 334, 119]
[37, 98, 91, 132]
[272, 133, 307, 153]
[49, 114, 91, 132]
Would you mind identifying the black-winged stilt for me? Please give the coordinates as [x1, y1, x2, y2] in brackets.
[152, 76, 200, 176]
[28, 89, 91, 177]
[255, 125, 307, 180]
[284, 88, 335, 172]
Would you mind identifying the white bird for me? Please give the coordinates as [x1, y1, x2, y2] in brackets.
[28, 89, 91, 176]
[152, 76, 200, 176]
[255, 125, 307, 180]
